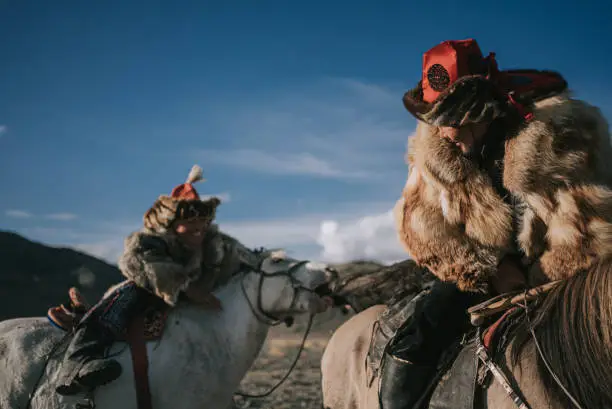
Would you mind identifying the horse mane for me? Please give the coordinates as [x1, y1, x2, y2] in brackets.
[511, 258, 612, 408]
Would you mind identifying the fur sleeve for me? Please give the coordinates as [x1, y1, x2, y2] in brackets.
[504, 94, 612, 282]
[187, 225, 257, 294]
[395, 124, 514, 292]
[118, 232, 200, 306]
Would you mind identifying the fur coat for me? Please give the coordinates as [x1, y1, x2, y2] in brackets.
[395, 93, 612, 292]
[118, 224, 255, 306]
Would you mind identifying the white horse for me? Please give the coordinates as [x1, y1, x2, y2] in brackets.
[0, 251, 335, 409]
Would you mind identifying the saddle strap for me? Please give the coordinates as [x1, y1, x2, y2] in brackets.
[468, 281, 561, 326]
[127, 315, 153, 409]
[475, 332, 530, 409]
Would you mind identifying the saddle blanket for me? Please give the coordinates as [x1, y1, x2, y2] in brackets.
[47, 284, 169, 341]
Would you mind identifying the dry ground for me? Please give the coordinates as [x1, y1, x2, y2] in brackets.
[235, 310, 350, 409]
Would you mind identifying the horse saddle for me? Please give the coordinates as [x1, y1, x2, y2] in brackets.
[371, 284, 535, 409]
[365, 281, 434, 385]
[48, 286, 167, 409]
[47, 286, 168, 341]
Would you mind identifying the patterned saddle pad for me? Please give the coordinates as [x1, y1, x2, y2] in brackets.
[47, 286, 169, 341]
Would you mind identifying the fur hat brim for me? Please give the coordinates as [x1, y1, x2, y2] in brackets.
[144, 196, 221, 233]
[403, 75, 508, 127]
[403, 70, 569, 128]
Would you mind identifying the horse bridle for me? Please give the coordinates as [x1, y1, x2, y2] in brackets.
[234, 259, 322, 402]
[239, 259, 315, 327]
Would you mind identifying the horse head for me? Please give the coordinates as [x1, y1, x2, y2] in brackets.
[241, 249, 337, 325]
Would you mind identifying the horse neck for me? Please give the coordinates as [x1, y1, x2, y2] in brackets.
[511, 264, 612, 408]
[214, 272, 272, 363]
[162, 271, 273, 386]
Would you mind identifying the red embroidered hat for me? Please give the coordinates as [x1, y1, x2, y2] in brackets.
[170, 165, 205, 200]
[402, 39, 568, 127]
[143, 165, 221, 233]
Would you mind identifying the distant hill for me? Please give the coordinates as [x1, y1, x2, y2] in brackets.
[0, 230, 123, 320]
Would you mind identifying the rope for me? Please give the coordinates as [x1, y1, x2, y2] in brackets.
[233, 313, 315, 402]
[521, 296, 584, 409]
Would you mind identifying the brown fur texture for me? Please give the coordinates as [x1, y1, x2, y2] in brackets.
[395, 122, 514, 292]
[505, 93, 612, 282]
[118, 224, 249, 306]
[396, 92, 612, 290]
[143, 195, 221, 234]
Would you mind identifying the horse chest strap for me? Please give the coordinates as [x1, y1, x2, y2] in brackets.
[475, 340, 530, 409]
[127, 315, 153, 409]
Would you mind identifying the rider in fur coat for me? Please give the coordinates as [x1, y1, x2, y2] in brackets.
[381, 39, 612, 409]
[55, 165, 257, 396]
[396, 40, 612, 291]
[119, 168, 249, 307]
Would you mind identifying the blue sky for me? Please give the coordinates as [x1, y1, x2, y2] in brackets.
[1, 1, 611, 263]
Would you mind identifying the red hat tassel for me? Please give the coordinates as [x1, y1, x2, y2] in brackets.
[170, 165, 205, 201]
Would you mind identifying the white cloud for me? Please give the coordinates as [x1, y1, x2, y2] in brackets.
[196, 149, 375, 180]
[191, 77, 411, 183]
[62, 215, 324, 264]
[316, 209, 406, 264]
[332, 78, 400, 106]
[90, 79, 412, 260]
[74, 240, 126, 264]
[5, 210, 79, 221]
[221, 201, 407, 264]
[5, 209, 33, 218]
[9, 78, 415, 266]
[0, 125, 7, 137]
[222, 216, 322, 249]
[15, 198, 395, 262]
[14, 200, 409, 266]
[45, 212, 78, 221]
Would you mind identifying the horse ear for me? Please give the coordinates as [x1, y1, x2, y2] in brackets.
[262, 248, 287, 261]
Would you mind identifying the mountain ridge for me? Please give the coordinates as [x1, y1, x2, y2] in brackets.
[0, 230, 122, 320]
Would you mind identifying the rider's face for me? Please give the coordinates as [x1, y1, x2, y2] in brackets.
[438, 122, 490, 155]
[173, 219, 209, 250]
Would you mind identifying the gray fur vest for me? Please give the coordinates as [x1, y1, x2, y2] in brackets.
[118, 224, 256, 306]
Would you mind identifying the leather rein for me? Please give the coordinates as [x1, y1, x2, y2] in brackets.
[234, 260, 318, 402]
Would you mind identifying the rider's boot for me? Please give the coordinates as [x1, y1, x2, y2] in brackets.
[55, 281, 152, 396]
[54, 323, 122, 396]
[378, 280, 480, 409]
[379, 354, 436, 409]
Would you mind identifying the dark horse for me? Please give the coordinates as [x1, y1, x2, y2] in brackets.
[321, 258, 612, 408]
